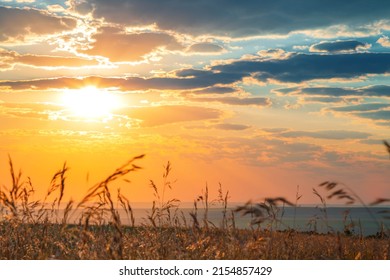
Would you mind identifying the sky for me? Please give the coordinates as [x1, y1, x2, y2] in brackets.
[0, 0, 389, 205]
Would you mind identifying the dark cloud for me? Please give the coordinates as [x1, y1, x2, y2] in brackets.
[74, 0, 390, 37]
[362, 85, 390, 97]
[275, 85, 390, 97]
[0, 73, 241, 91]
[278, 130, 372, 140]
[187, 43, 224, 53]
[81, 27, 183, 62]
[310, 40, 370, 53]
[175, 68, 211, 78]
[212, 53, 390, 83]
[355, 110, 390, 121]
[0, 7, 77, 42]
[189, 96, 271, 106]
[1, 53, 390, 91]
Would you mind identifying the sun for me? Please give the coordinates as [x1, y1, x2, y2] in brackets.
[60, 86, 121, 120]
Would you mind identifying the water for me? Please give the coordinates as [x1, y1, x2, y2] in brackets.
[115, 206, 389, 236]
[5, 205, 387, 236]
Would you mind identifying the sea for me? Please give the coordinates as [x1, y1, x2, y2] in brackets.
[2, 205, 388, 236]
[114, 205, 389, 236]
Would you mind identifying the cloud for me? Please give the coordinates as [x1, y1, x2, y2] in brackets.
[73, 0, 390, 37]
[0, 102, 62, 121]
[1, 102, 61, 111]
[0, 73, 242, 91]
[355, 110, 390, 121]
[262, 128, 288, 133]
[186, 86, 237, 95]
[0, 6, 77, 42]
[0, 49, 13, 70]
[212, 123, 251, 130]
[360, 139, 385, 145]
[329, 103, 390, 112]
[303, 97, 358, 104]
[212, 53, 390, 83]
[278, 130, 372, 140]
[0, 76, 112, 90]
[187, 43, 224, 54]
[81, 27, 183, 62]
[293, 45, 309, 50]
[47, 4, 66, 12]
[2, 52, 390, 91]
[257, 48, 290, 59]
[275, 85, 390, 97]
[309, 40, 371, 53]
[117, 105, 222, 126]
[189, 96, 271, 107]
[324, 102, 390, 125]
[14, 54, 100, 68]
[377, 36, 390, 47]
[1, 102, 223, 128]
[0, 48, 100, 68]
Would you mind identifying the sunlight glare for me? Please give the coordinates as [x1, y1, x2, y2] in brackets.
[61, 86, 121, 120]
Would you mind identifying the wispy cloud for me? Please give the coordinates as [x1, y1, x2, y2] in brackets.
[329, 103, 390, 112]
[302, 97, 360, 104]
[326, 102, 390, 125]
[275, 85, 390, 97]
[189, 96, 271, 107]
[277, 130, 372, 140]
[117, 105, 223, 127]
[184, 86, 237, 95]
[212, 123, 251, 130]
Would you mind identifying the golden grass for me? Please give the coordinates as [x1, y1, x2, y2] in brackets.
[0, 222, 388, 260]
[0, 142, 389, 260]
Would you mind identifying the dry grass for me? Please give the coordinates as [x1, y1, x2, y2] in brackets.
[0, 222, 388, 260]
[0, 142, 389, 260]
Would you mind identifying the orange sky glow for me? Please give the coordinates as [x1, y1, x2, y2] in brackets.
[0, 1, 389, 206]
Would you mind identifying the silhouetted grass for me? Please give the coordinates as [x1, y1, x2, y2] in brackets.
[0, 142, 389, 260]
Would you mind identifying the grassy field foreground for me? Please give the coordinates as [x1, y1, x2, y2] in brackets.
[0, 222, 389, 260]
[0, 146, 389, 260]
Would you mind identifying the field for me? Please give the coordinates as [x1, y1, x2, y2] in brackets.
[0, 146, 389, 260]
[1, 223, 389, 260]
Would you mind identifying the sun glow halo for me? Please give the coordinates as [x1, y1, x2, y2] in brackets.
[61, 86, 121, 120]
